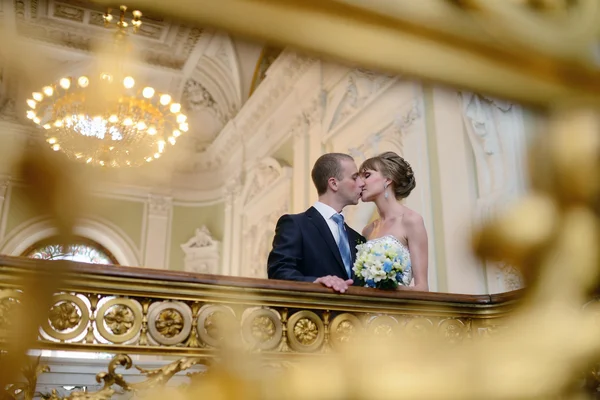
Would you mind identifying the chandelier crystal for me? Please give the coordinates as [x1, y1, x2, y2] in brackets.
[25, 5, 188, 167]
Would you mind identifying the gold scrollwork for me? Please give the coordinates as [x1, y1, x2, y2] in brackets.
[41, 293, 89, 341]
[147, 301, 192, 346]
[196, 304, 237, 347]
[157, 310, 183, 337]
[437, 318, 467, 344]
[105, 305, 135, 335]
[286, 310, 324, 352]
[404, 317, 435, 338]
[49, 302, 80, 331]
[95, 298, 142, 344]
[241, 308, 282, 350]
[0, 290, 21, 332]
[329, 313, 363, 349]
[367, 315, 399, 337]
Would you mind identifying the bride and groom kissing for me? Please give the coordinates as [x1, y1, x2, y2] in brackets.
[267, 152, 429, 293]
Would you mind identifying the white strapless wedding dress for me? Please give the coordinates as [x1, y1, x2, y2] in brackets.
[361, 235, 413, 286]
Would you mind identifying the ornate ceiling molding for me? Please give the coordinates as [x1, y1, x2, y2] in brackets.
[191, 51, 317, 171]
[12, 0, 205, 71]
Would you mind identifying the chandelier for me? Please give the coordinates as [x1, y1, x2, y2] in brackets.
[25, 6, 188, 167]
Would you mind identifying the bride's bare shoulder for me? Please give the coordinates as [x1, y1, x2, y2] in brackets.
[401, 206, 425, 227]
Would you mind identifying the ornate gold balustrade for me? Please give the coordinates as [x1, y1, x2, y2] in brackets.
[0, 255, 521, 358]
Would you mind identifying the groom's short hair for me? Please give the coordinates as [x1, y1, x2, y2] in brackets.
[311, 153, 354, 195]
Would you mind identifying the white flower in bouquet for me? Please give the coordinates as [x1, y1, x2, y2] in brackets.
[353, 240, 411, 289]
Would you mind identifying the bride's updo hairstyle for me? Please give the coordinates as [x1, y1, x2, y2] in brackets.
[360, 151, 416, 199]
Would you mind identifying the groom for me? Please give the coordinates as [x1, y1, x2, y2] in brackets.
[267, 153, 365, 293]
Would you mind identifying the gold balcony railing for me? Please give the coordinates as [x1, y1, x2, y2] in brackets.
[0, 254, 522, 358]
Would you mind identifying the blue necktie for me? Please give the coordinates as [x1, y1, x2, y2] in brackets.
[331, 213, 352, 278]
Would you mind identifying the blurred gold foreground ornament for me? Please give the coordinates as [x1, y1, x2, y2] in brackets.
[8, 105, 596, 400]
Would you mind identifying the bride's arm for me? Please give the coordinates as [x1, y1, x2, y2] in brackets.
[403, 213, 429, 292]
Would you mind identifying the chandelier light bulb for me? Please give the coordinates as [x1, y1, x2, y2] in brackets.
[59, 78, 71, 89]
[159, 94, 171, 105]
[142, 87, 155, 98]
[123, 76, 135, 89]
[169, 103, 181, 113]
[78, 76, 89, 88]
[27, 50, 189, 167]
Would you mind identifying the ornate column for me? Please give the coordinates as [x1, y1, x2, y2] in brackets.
[291, 117, 310, 213]
[222, 175, 243, 276]
[429, 87, 486, 294]
[459, 92, 527, 292]
[143, 195, 172, 269]
[305, 92, 326, 204]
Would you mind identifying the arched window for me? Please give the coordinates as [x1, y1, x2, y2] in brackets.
[22, 236, 119, 265]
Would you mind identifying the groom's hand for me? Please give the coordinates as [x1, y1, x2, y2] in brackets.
[314, 276, 353, 293]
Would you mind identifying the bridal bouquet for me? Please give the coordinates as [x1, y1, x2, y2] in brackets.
[353, 241, 410, 290]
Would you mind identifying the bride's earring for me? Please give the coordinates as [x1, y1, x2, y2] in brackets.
[384, 183, 389, 199]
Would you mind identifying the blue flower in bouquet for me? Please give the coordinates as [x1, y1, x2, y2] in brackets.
[383, 260, 393, 273]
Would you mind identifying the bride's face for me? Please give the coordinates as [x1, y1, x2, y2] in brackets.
[360, 169, 389, 202]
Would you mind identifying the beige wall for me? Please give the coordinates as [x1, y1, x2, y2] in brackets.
[0, 174, 225, 270]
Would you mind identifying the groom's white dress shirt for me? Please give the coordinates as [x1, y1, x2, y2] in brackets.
[312, 201, 343, 246]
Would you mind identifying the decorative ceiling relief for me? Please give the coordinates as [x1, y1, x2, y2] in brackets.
[326, 68, 396, 132]
[12, 0, 204, 70]
[181, 79, 228, 151]
[182, 79, 222, 118]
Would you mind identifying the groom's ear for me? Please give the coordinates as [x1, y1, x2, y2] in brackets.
[328, 177, 338, 191]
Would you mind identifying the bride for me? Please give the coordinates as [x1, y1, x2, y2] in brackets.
[359, 151, 429, 291]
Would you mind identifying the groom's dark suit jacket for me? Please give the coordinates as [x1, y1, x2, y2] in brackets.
[267, 206, 365, 283]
